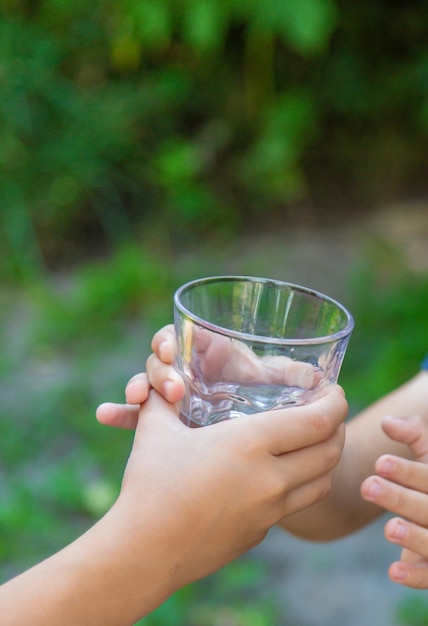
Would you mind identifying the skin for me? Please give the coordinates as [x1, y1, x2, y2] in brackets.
[175, 325, 321, 388]
[99, 324, 428, 590]
[362, 413, 428, 588]
[0, 384, 347, 624]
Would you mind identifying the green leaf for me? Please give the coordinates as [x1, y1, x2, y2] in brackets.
[242, 90, 317, 197]
[281, 0, 339, 54]
[182, 0, 227, 53]
[128, 0, 172, 51]
[250, 0, 338, 55]
[155, 141, 201, 185]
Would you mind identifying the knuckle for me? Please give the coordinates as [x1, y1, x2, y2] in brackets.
[256, 467, 289, 508]
[324, 437, 344, 470]
[310, 407, 332, 436]
[266, 472, 289, 501]
[317, 472, 334, 500]
[303, 474, 333, 507]
[411, 569, 428, 590]
[406, 523, 428, 557]
[392, 487, 408, 512]
[327, 385, 348, 411]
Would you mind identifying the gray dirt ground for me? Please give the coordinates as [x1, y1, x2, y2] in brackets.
[252, 518, 411, 626]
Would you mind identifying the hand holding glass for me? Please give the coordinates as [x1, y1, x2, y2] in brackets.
[174, 276, 354, 427]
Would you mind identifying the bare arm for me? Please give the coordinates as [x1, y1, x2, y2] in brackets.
[0, 386, 347, 625]
[281, 371, 428, 540]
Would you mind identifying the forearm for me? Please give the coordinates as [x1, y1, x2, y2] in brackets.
[0, 505, 176, 626]
[280, 371, 428, 541]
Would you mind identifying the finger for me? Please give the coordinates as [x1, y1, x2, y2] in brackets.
[125, 372, 150, 404]
[134, 390, 184, 439]
[151, 324, 176, 364]
[385, 517, 428, 560]
[382, 414, 428, 462]
[193, 329, 237, 381]
[96, 402, 139, 430]
[361, 476, 428, 526]
[259, 355, 321, 389]
[388, 560, 428, 589]
[399, 547, 425, 565]
[199, 333, 320, 388]
[146, 353, 185, 403]
[374, 454, 428, 493]
[277, 471, 335, 522]
[275, 424, 345, 497]
[223, 384, 347, 456]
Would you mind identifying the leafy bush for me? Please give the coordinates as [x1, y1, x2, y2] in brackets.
[2, 1, 428, 280]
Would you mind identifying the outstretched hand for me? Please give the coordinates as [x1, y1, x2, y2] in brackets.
[117, 385, 347, 589]
[361, 413, 428, 589]
[0, 386, 346, 626]
[96, 326, 186, 430]
[96, 321, 349, 589]
[96, 320, 349, 569]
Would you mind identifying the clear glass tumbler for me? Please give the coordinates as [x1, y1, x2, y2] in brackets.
[174, 275, 354, 427]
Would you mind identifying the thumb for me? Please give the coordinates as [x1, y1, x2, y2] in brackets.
[228, 384, 347, 456]
[382, 414, 428, 463]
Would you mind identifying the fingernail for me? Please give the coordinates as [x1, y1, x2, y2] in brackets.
[393, 563, 408, 581]
[364, 479, 382, 499]
[391, 520, 407, 540]
[384, 414, 406, 422]
[379, 458, 395, 475]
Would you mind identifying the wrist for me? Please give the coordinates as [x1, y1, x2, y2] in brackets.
[83, 500, 178, 622]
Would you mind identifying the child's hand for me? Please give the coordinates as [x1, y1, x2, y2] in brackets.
[361, 414, 428, 589]
[116, 384, 347, 591]
[96, 325, 184, 430]
[96, 371, 153, 430]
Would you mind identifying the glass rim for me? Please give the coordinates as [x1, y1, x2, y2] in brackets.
[174, 275, 355, 346]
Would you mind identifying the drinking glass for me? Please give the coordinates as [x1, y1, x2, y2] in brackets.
[174, 276, 354, 427]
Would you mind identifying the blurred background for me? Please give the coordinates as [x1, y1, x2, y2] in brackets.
[1, 1, 428, 624]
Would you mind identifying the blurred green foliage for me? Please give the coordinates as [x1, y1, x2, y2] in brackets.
[139, 558, 278, 625]
[1, 1, 428, 620]
[31, 243, 179, 345]
[2, 0, 428, 281]
[395, 594, 428, 626]
[340, 244, 428, 410]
